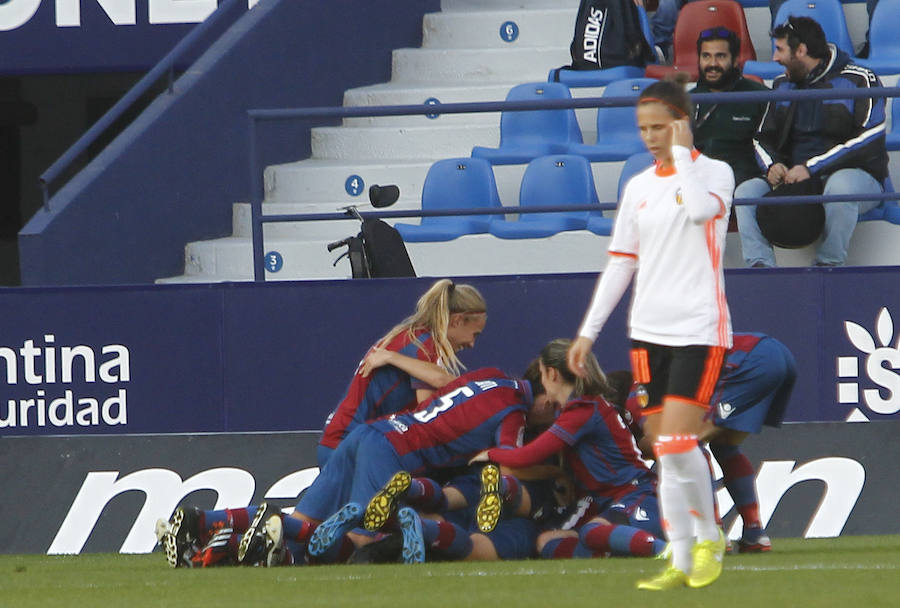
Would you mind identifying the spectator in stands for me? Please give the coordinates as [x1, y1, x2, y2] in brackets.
[768, 0, 878, 57]
[691, 27, 769, 188]
[642, 0, 694, 63]
[317, 278, 487, 466]
[734, 16, 888, 268]
[567, 77, 733, 590]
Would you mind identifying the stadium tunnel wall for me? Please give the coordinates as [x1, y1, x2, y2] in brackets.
[0, 270, 898, 553]
[18, 0, 441, 287]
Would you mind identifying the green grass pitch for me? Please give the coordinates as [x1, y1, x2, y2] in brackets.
[2, 535, 898, 608]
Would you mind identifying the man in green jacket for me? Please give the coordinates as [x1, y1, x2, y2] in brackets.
[690, 27, 769, 189]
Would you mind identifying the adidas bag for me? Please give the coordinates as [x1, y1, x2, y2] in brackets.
[566, 0, 653, 70]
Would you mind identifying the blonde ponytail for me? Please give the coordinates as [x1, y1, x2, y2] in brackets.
[377, 279, 486, 375]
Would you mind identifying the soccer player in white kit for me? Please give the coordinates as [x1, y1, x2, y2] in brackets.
[567, 78, 734, 590]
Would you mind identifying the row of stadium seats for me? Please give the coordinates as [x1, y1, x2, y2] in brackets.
[395, 153, 655, 242]
[470, 77, 900, 167]
[400, 149, 899, 243]
[471, 79, 654, 165]
[554, 0, 900, 87]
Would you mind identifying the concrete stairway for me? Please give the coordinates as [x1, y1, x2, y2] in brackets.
[157, 0, 891, 283]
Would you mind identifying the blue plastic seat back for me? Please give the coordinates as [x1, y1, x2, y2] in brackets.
[498, 82, 583, 147]
[597, 78, 658, 146]
[771, 0, 854, 56]
[586, 152, 654, 236]
[420, 157, 502, 225]
[395, 158, 502, 242]
[518, 155, 599, 221]
[866, 0, 900, 61]
[859, 174, 899, 222]
[489, 155, 595, 238]
[886, 98, 900, 152]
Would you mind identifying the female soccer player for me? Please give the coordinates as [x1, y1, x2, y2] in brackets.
[471, 340, 664, 560]
[567, 78, 735, 590]
[318, 278, 487, 466]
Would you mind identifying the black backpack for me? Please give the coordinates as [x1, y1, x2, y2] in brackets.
[565, 0, 654, 70]
[358, 218, 416, 278]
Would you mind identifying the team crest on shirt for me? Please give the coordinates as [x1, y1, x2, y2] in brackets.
[675, 188, 683, 205]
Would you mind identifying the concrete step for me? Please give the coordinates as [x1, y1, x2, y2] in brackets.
[309, 123, 502, 160]
[232, 199, 424, 240]
[391, 46, 571, 84]
[341, 80, 605, 136]
[161, 220, 900, 284]
[262, 156, 624, 208]
[169, 230, 617, 283]
[422, 9, 577, 50]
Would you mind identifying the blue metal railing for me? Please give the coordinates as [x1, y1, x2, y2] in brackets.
[249, 85, 900, 281]
[38, 0, 248, 210]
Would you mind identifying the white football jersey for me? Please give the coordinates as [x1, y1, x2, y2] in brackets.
[609, 147, 734, 348]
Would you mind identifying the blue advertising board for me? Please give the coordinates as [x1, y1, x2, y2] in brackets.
[0, 0, 253, 74]
[1, 269, 898, 438]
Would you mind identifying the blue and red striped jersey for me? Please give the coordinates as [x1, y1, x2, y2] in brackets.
[489, 395, 653, 500]
[370, 367, 530, 474]
[320, 328, 439, 449]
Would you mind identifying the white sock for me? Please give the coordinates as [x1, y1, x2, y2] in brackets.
[656, 435, 720, 571]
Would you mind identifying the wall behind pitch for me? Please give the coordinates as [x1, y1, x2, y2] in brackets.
[18, 0, 441, 286]
[1, 270, 899, 554]
[2, 269, 899, 439]
[1, 421, 894, 555]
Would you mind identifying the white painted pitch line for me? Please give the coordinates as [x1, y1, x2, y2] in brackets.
[273, 562, 900, 583]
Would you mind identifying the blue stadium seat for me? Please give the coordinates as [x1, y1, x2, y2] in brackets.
[489, 155, 596, 239]
[586, 152, 654, 235]
[471, 82, 583, 165]
[548, 6, 657, 88]
[857, 0, 900, 75]
[394, 158, 503, 242]
[567, 78, 656, 162]
[884, 98, 900, 151]
[743, 0, 855, 80]
[859, 175, 899, 222]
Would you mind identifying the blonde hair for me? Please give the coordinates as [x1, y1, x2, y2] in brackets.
[377, 279, 486, 375]
[540, 338, 609, 399]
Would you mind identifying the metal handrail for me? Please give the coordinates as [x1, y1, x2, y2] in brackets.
[38, 0, 247, 211]
[247, 85, 900, 280]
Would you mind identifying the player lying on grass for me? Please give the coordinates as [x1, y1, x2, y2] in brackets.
[470, 339, 666, 560]
[318, 278, 487, 468]
[155, 365, 548, 567]
[347, 339, 666, 563]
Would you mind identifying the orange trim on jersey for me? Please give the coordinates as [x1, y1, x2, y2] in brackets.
[705, 215, 730, 347]
[654, 148, 701, 177]
[654, 162, 676, 177]
[642, 406, 663, 417]
[609, 250, 638, 260]
[664, 395, 711, 411]
[696, 346, 726, 403]
[709, 192, 726, 219]
[654, 434, 699, 457]
[630, 348, 651, 384]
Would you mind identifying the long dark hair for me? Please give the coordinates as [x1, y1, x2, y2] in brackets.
[539, 338, 610, 399]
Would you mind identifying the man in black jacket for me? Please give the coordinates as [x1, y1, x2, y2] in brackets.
[733, 16, 888, 267]
[691, 27, 769, 189]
